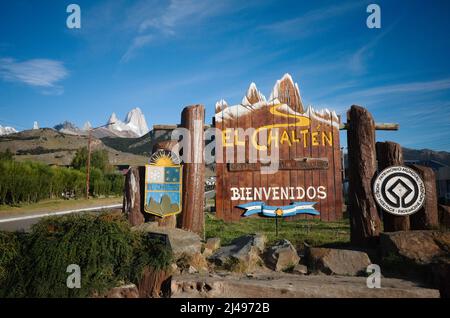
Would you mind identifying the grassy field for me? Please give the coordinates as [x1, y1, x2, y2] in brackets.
[0, 196, 122, 217]
[205, 212, 350, 248]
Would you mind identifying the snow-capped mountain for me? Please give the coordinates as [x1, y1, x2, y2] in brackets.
[52, 108, 149, 138]
[106, 107, 149, 137]
[0, 125, 17, 136]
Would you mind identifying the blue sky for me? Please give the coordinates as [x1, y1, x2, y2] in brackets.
[0, 0, 449, 151]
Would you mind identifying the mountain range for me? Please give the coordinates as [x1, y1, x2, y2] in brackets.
[0, 107, 149, 138]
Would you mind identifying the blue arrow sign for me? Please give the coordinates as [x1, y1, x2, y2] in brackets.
[237, 201, 320, 218]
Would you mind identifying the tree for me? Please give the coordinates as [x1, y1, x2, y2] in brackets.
[71, 147, 111, 173]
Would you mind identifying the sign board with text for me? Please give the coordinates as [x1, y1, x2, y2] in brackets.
[214, 75, 343, 221]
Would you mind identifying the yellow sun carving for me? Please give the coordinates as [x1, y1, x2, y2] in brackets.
[150, 150, 178, 166]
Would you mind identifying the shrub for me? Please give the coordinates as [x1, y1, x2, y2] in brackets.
[0, 213, 172, 298]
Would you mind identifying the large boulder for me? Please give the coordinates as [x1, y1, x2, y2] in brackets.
[132, 222, 202, 260]
[208, 234, 267, 272]
[306, 247, 371, 276]
[380, 230, 450, 265]
[264, 239, 300, 272]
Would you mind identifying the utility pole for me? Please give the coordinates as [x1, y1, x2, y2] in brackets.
[85, 122, 115, 199]
[86, 130, 92, 199]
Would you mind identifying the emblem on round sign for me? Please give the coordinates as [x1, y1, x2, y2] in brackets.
[373, 166, 425, 216]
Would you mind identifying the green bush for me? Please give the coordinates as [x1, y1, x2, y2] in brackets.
[0, 151, 124, 205]
[0, 213, 172, 298]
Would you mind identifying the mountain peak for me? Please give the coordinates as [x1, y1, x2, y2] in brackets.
[124, 107, 149, 136]
[105, 108, 149, 137]
[0, 125, 17, 136]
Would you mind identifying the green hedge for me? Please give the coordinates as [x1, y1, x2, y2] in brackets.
[0, 213, 172, 298]
[0, 158, 124, 205]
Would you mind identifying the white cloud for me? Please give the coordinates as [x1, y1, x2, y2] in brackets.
[0, 58, 68, 89]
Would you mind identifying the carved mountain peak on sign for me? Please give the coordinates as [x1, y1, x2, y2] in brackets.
[269, 73, 303, 113]
[214, 74, 339, 128]
[215, 99, 228, 113]
[243, 82, 266, 105]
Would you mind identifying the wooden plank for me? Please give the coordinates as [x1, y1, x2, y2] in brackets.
[228, 158, 329, 171]
[332, 117, 343, 221]
[340, 123, 399, 131]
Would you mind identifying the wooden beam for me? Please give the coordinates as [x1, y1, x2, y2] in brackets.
[340, 122, 399, 131]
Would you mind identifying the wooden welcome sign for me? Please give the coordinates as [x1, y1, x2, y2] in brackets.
[214, 74, 343, 222]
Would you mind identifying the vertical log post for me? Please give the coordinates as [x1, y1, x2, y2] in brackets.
[347, 105, 381, 246]
[375, 141, 410, 231]
[123, 166, 145, 226]
[179, 105, 205, 236]
[407, 164, 439, 229]
[147, 140, 179, 228]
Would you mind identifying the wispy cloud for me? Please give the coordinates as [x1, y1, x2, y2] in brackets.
[120, 0, 257, 62]
[260, 2, 361, 38]
[120, 34, 153, 63]
[342, 77, 450, 99]
[0, 57, 68, 93]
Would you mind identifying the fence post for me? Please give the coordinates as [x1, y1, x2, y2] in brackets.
[407, 164, 439, 229]
[179, 105, 205, 236]
[375, 141, 410, 231]
[347, 105, 381, 246]
[123, 166, 145, 226]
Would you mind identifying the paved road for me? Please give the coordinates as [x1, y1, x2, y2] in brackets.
[0, 204, 122, 232]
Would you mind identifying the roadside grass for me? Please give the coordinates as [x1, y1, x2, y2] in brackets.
[0, 196, 123, 217]
[205, 213, 350, 248]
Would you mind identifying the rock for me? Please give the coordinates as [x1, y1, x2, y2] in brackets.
[189, 252, 209, 273]
[208, 234, 267, 272]
[292, 264, 308, 275]
[264, 239, 300, 272]
[188, 266, 198, 274]
[205, 238, 221, 252]
[438, 205, 450, 228]
[307, 247, 371, 276]
[202, 247, 213, 258]
[170, 263, 180, 275]
[171, 272, 440, 298]
[102, 284, 139, 298]
[132, 222, 202, 260]
[380, 230, 450, 265]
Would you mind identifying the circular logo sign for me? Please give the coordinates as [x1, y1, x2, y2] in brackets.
[373, 166, 425, 216]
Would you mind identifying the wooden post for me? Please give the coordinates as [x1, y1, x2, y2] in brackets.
[149, 140, 179, 228]
[376, 141, 410, 231]
[347, 105, 381, 246]
[179, 105, 205, 236]
[407, 164, 439, 229]
[123, 166, 145, 226]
